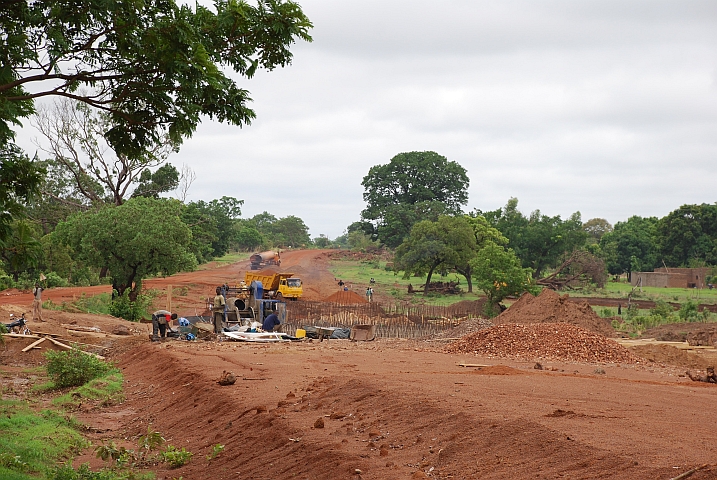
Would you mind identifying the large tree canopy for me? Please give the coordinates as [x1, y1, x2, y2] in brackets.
[656, 204, 717, 267]
[394, 215, 476, 295]
[54, 197, 196, 299]
[0, 0, 313, 156]
[360, 151, 469, 247]
[454, 214, 508, 293]
[482, 198, 587, 278]
[0, 143, 44, 245]
[599, 215, 658, 278]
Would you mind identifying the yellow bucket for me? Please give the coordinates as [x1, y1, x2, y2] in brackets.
[295, 328, 306, 338]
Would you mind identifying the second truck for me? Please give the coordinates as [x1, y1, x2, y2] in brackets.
[244, 272, 303, 300]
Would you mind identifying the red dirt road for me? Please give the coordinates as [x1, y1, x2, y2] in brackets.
[0, 249, 338, 314]
[3, 251, 717, 479]
[104, 341, 717, 480]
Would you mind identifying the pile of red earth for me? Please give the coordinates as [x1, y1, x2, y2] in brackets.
[495, 289, 615, 337]
[323, 290, 368, 304]
[446, 323, 642, 364]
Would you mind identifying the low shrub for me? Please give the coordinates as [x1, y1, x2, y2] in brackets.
[678, 300, 700, 322]
[108, 289, 155, 322]
[160, 446, 193, 468]
[45, 271, 69, 288]
[45, 349, 113, 389]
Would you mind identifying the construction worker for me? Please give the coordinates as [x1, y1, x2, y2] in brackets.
[213, 287, 226, 334]
[262, 311, 280, 332]
[32, 282, 44, 322]
[152, 310, 177, 341]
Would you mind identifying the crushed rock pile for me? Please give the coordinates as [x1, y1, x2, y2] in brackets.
[446, 323, 642, 364]
[430, 317, 493, 339]
[495, 289, 615, 337]
[323, 290, 368, 304]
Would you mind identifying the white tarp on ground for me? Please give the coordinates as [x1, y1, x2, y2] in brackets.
[223, 331, 293, 342]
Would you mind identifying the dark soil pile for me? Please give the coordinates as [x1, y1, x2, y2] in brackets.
[323, 290, 368, 304]
[494, 289, 615, 337]
[628, 344, 713, 369]
[446, 323, 641, 364]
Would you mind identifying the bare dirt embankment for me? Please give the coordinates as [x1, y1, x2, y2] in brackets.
[3, 250, 717, 479]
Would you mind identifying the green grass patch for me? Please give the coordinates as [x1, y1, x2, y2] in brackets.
[329, 259, 484, 306]
[200, 251, 251, 269]
[46, 350, 114, 389]
[0, 399, 87, 477]
[44, 293, 113, 316]
[53, 372, 124, 409]
[584, 281, 717, 304]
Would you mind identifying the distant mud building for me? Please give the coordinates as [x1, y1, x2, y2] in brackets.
[630, 267, 709, 289]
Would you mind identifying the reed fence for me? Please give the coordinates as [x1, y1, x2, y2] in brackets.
[284, 301, 483, 339]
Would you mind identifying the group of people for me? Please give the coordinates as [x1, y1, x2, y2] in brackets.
[213, 286, 281, 334]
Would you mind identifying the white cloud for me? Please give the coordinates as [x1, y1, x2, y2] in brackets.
[16, 0, 717, 237]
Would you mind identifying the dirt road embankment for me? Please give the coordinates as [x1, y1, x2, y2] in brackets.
[90, 340, 717, 480]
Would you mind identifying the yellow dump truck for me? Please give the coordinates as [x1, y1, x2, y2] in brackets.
[244, 272, 303, 300]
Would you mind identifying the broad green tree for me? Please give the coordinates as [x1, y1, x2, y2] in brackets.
[482, 198, 587, 278]
[361, 151, 469, 248]
[55, 197, 196, 299]
[599, 216, 658, 279]
[454, 214, 508, 293]
[131, 164, 180, 200]
[471, 242, 536, 316]
[273, 215, 311, 247]
[1, 219, 43, 280]
[656, 204, 717, 266]
[583, 218, 613, 243]
[1, 0, 313, 159]
[181, 196, 244, 262]
[235, 225, 265, 251]
[394, 216, 476, 295]
[0, 144, 45, 245]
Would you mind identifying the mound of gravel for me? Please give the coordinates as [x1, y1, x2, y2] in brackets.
[323, 290, 368, 304]
[446, 323, 641, 364]
[495, 289, 615, 337]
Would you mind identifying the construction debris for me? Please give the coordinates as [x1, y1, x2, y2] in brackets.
[218, 371, 237, 386]
[685, 367, 717, 383]
[446, 323, 641, 364]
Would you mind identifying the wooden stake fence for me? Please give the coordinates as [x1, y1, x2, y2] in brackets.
[284, 301, 483, 339]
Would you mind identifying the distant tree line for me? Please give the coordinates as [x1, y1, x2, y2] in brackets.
[347, 151, 717, 313]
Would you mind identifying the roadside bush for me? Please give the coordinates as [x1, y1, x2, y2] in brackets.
[650, 300, 676, 320]
[45, 349, 113, 389]
[160, 445, 193, 468]
[0, 273, 12, 291]
[45, 271, 69, 288]
[108, 289, 154, 321]
[678, 300, 700, 322]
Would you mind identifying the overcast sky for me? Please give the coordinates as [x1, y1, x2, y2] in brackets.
[18, 1, 717, 239]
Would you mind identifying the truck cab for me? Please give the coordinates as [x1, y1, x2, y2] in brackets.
[278, 277, 302, 300]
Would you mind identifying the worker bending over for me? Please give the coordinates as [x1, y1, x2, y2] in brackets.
[263, 311, 280, 332]
[152, 310, 177, 341]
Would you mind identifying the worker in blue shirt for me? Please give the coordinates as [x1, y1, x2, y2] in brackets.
[263, 312, 280, 332]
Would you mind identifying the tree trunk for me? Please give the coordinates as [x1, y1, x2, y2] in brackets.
[99, 266, 109, 278]
[456, 265, 473, 293]
[424, 266, 436, 296]
[128, 283, 140, 302]
[112, 281, 126, 298]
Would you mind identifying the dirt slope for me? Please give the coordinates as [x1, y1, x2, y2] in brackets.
[78, 341, 717, 480]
